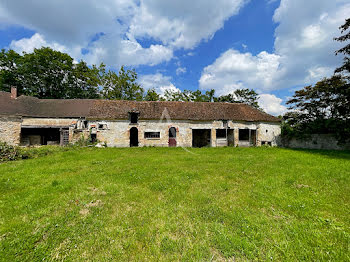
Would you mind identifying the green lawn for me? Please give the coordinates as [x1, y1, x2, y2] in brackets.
[0, 147, 349, 261]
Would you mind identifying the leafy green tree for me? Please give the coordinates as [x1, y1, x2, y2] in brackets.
[144, 88, 161, 101]
[215, 88, 261, 109]
[164, 89, 183, 101]
[283, 76, 350, 141]
[0, 47, 101, 99]
[334, 18, 350, 76]
[101, 66, 144, 101]
[205, 89, 216, 102]
[0, 49, 22, 91]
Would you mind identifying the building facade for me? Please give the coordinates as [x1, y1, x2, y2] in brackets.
[0, 88, 281, 148]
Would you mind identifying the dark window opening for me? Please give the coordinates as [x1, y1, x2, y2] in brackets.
[90, 133, 97, 143]
[83, 120, 88, 129]
[222, 120, 228, 128]
[98, 124, 107, 130]
[216, 129, 227, 138]
[169, 127, 176, 138]
[145, 132, 160, 139]
[239, 129, 249, 141]
[129, 112, 139, 124]
[192, 129, 211, 148]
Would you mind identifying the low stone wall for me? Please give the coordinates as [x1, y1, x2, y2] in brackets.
[282, 134, 350, 150]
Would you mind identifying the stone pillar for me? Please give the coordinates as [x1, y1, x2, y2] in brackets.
[211, 128, 216, 147]
[234, 128, 239, 147]
[256, 127, 262, 146]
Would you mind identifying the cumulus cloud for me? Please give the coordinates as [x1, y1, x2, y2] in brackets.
[199, 0, 349, 114]
[199, 49, 282, 94]
[1, 0, 248, 67]
[139, 73, 180, 96]
[128, 0, 247, 49]
[258, 94, 287, 116]
[9, 33, 72, 55]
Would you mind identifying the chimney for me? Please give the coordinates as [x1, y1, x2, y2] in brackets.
[11, 86, 17, 99]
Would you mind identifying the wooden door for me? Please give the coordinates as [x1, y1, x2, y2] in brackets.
[168, 127, 177, 147]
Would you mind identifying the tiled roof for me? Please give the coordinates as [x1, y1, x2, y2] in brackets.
[0, 91, 280, 122]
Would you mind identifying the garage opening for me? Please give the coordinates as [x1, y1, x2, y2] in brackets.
[20, 127, 63, 146]
[130, 127, 138, 147]
[192, 129, 211, 148]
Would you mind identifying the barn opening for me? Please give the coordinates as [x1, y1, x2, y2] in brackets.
[130, 127, 138, 147]
[20, 127, 68, 146]
[238, 128, 257, 147]
[216, 129, 227, 147]
[192, 129, 211, 148]
[216, 129, 234, 146]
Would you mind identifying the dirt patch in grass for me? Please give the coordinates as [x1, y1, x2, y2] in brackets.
[295, 184, 310, 188]
[79, 208, 90, 216]
[86, 200, 103, 207]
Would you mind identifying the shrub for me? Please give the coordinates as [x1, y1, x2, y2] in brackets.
[0, 142, 70, 163]
[0, 142, 23, 162]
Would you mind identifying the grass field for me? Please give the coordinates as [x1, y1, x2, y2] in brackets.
[0, 147, 349, 261]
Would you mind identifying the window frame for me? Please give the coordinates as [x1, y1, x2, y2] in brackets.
[144, 131, 161, 139]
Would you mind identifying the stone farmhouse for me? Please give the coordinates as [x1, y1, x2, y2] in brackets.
[0, 88, 281, 147]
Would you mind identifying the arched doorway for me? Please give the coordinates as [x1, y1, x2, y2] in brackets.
[168, 127, 177, 147]
[130, 127, 138, 147]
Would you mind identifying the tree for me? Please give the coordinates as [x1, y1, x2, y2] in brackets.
[0, 49, 22, 91]
[144, 88, 161, 101]
[283, 76, 350, 140]
[215, 88, 261, 109]
[164, 89, 183, 101]
[334, 18, 350, 76]
[101, 66, 144, 101]
[0, 47, 101, 99]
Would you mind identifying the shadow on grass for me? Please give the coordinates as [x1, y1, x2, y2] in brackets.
[283, 147, 350, 160]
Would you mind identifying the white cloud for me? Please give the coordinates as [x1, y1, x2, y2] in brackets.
[199, 0, 349, 113]
[10, 33, 69, 54]
[176, 67, 187, 75]
[128, 0, 247, 49]
[199, 49, 282, 94]
[1, 0, 248, 67]
[258, 94, 287, 116]
[139, 73, 180, 96]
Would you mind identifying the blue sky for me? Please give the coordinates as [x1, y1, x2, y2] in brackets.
[0, 0, 348, 115]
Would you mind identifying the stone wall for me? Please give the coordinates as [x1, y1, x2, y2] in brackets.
[0, 116, 21, 145]
[86, 119, 281, 148]
[282, 134, 350, 150]
[0, 116, 281, 147]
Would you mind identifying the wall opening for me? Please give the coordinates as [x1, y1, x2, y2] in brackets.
[239, 129, 249, 141]
[21, 127, 61, 146]
[129, 112, 139, 124]
[216, 129, 227, 147]
[90, 133, 97, 143]
[238, 129, 257, 147]
[192, 129, 211, 148]
[169, 127, 177, 147]
[130, 127, 138, 147]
